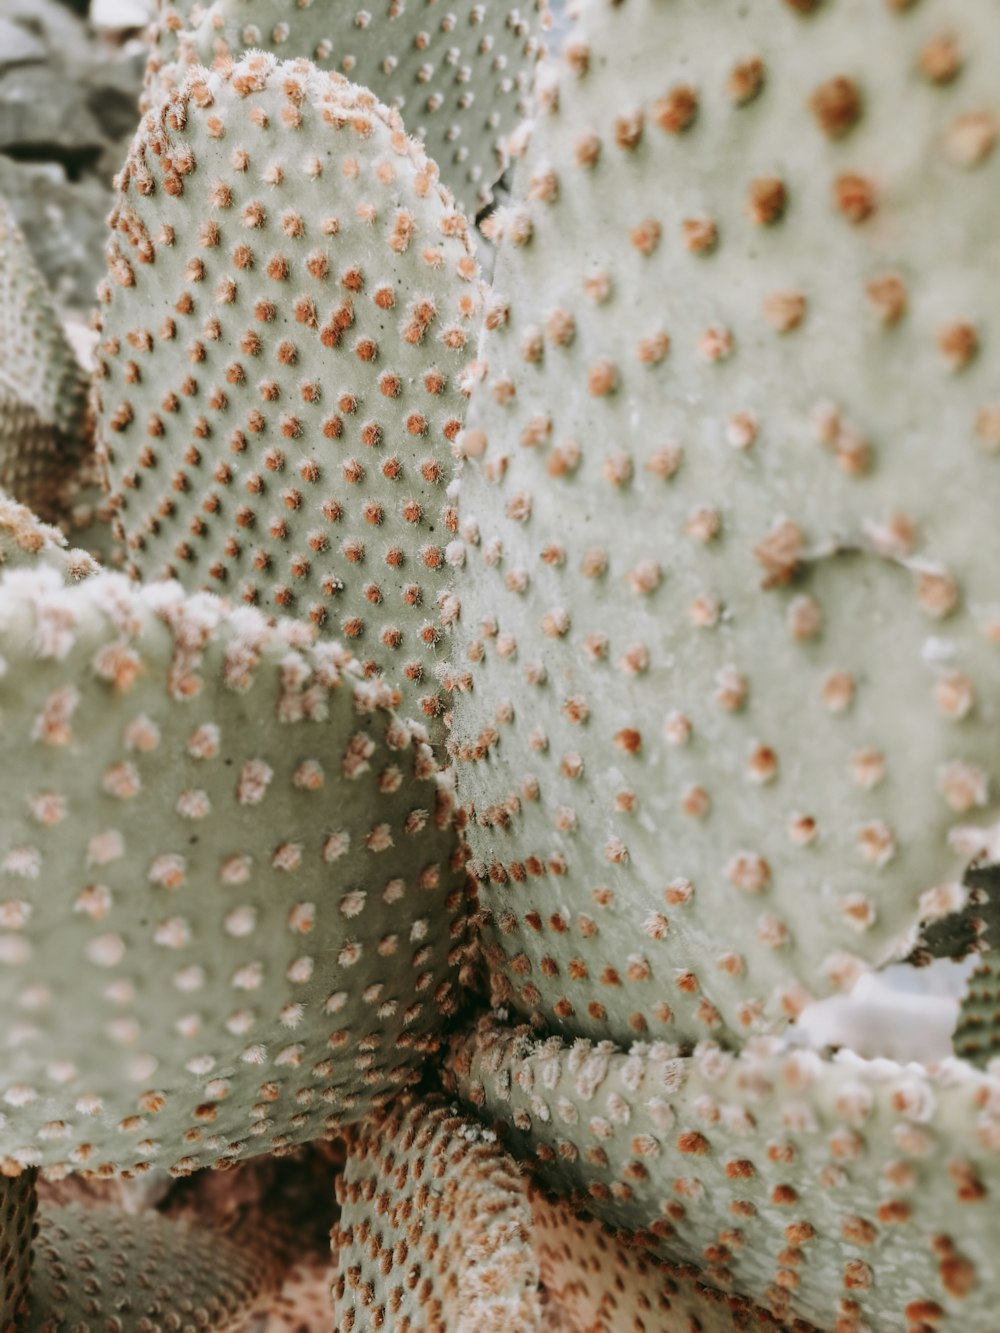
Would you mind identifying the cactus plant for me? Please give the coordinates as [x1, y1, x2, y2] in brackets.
[445, 0, 1000, 1051]
[0, 566, 470, 1176]
[953, 954, 1000, 1070]
[333, 1093, 539, 1331]
[0, 202, 92, 528]
[98, 52, 482, 735]
[143, 0, 549, 214]
[28, 1198, 291, 1331]
[0, 1172, 36, 1331]
[449, 1018, 1000, 1330]
[1, 0, 1000, 1326]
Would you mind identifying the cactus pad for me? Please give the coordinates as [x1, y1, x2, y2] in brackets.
[0, 1171, 37, 1331]
[153, 0, 548, 214]
[954, 953, 1000, 1070]
[451, 1021, 1000, 1330]
[98, 53, 482, 732]
[29, 1200, 288, 1330]
[531, 1185, 808, 1332]
[0, 569, 469, 1175]
[333, 1093, 540, 1331]
[447, 0, 1000, 1046]
[0, 201, 90, 526]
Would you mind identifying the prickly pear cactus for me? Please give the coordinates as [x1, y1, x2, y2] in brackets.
[0, 494, 97, 584]
[333, 1094, 539, 1331]
[0, 201, 91, 526]
[29, 1200, 288, 1330]
[451, 1020, 1000, 1330]
[954, 953, 1000, 1070]
[0, 1172, 36, 1331]
[98, 53, 481, 733]
[0, 569, 469, 1176]
[447, 0, 1000, 1047]
[152, 0, 549, 214]
[531, 1185, 801, 1332]
[143, 2, 204, 113]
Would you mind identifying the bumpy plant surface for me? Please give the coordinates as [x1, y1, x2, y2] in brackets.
[0, 0, 999, 1329]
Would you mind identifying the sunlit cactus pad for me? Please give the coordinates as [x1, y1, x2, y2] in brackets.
[98, 52, 483, 733]
[447, 0, 1000, 1047]
[0, 570, 469, 1176]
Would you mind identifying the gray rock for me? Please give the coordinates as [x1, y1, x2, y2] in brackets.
[0, 156, 109, 310]
[0, 65, 106, 157]
[0, 0, 90, 62]
[0, 17, 47, 66]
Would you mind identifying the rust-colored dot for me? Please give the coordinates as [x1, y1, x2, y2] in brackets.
[917, 569, 959, 618]
[810, 76, 862, 137]
[919, 33, 962, 84]
[653, 84, 699, 133]
[905, 1302, 945, 1325]
[841, 1260, 874, 1292]
[614, 728, 642, 754]
[587, 361, 618, 397]
[746, 177, 786, 225]
[935, 671, 974, 720]
[677, 1131, 710, 1156]
[682, 217, 718, 253]
[630, 219, 662, 256]
[945, 112, 997, 168]
[938, 322, 978, 370]
[728, 56, 765, 105]
[866, 273, 907, 325]
[763, 290, 807, 333]
[834, 173, 875, 223]
[614, 109, 644, 150]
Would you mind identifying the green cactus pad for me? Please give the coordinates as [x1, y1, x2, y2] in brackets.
[0, 1171, 37, 1331]
[532, 1185, 809, 1332]
[0, 200, 90, 526]
[0, 492, 97, 584]
[953, 953, 1000, 1070]
[446, 0, 1000, 1046]
[149, 0, 548, 214]
[450, 1020, 1000, 1330]
[142, 3, 204, 114]
[0, 569, 470, 1176]
[29, 1200, 288, 1330]
[98, 53, 482, 733]
[333, 1093, 540, 1331]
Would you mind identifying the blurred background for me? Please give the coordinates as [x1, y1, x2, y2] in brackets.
[0, 0, 155, 312]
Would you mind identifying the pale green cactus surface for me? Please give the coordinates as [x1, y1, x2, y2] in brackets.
[0, 0, 999, 1328]
[448, 0, 1000, 1048]
[98, 53, 482, 736]
[450, 1020, 1000, 1330]
[145, 0, 549, 214]
[0, 568, 469, 1175]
